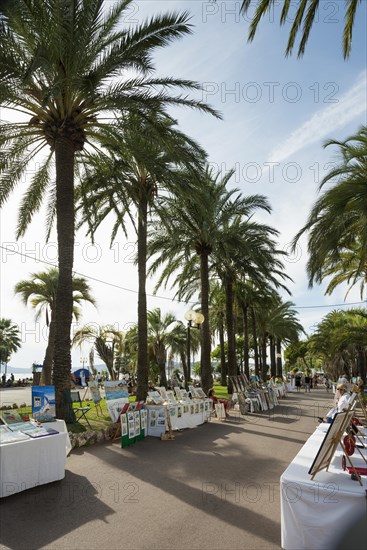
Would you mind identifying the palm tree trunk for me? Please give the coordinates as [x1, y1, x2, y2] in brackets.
[225, 278, 236, 393]
[181, 352, 188, 388]
[200, 251, 213, 394]
[251, 306, 259, 376]
[269, 335, 276, 377]
[261, 333, 268, 380]
[219, 313, 227, 386]
[53, 140, 75, 421]
[136, 197, 149, 401]
[241, 302, 250, 379]
[276, 339, 283, 377]
[159, 345, 167, 387]
[41, 312, 55, 386]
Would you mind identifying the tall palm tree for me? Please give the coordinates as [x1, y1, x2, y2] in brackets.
[209, 282, 227, 385]
[311, 309, 367, 380]
[78, 112, 207, 400]
[0, 318, 21, 376]
[214, 215, 291, 389]
[241, 0, 363, 58]
[14, 268, 96, 385]
[169, 320, 201, 388]
[149, 168, 270, 393]
[0, 0, 217, 418]
[293, 126, 367, 296]
[73, 325, 123, 380]
[147, 308, 179, 387]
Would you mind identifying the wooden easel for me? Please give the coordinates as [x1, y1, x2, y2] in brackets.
[160, 406, 175, 440]
[309, 400, 363, 486]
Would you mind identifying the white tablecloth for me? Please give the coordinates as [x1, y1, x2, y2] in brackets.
[0, 427, 67, 498]
[46, 419, 72, 455]
[280, 428, 366, 549]
[146, 403, 210, 437]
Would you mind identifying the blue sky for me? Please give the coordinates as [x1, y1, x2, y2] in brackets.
[1, 0, 367, 371]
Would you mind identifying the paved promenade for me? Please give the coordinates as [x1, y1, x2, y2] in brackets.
[0, 388, 335, 550]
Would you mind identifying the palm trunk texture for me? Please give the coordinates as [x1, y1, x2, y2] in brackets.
[200, 252, 213, 393]
[53, 140, 75, 421]
[136, 198, 149, 401]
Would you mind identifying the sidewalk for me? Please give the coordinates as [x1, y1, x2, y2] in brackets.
[0, 389, 334, 550]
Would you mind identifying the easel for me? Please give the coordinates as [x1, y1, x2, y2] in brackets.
[353, 384, 367, 424]
[309, 399, 363, 486]
[160, 406, 175, 440]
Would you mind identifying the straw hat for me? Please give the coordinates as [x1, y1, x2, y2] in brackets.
[336, 383, 348, 391]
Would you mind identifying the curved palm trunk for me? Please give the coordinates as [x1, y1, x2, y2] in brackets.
[53, 141, 75, 421]
[41, 312, 55, 385]
[219, 313, 227, 386]
[136, 198, 149, 401]
[200, 251, 213, 394]
[225, 278, 236, 393]
[251, 306, 259, 376]
[241, 302, 250, 379]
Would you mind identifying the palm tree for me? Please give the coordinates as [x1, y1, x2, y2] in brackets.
[0, 318, 21, 377]
[78, 112, 207, 401]
[14, 268, 96, 385]
[293, 126, 367, 296]
[311, 309, 367, 380]
[147, 308, 180, 387]
[149, 168, 271, 393]
[214, 216, 291, 389]
[73, 325, 123, 380]
[209, 283, 227, 385]
[241, 0, 363, 58]
[0, 0, 217, 418]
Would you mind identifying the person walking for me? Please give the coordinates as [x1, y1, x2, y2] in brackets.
[304, 374, 311, 393]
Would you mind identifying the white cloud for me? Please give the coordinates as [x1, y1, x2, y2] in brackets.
[268, 71, 367, 164]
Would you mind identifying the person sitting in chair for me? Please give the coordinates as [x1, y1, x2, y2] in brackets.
[207, 388, 230, 418]
[318, 384, 351, 423]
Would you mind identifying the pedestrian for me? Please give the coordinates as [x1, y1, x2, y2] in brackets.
[295, 372, 302, 393]
[304, 374, 311, 393]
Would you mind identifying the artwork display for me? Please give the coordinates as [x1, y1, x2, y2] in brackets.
[309, 410, 355, 479]
[134, 411, 140, 437]
[0, 430, 30, 444]
[0, 411, 23, 424]
[165, 391, 177, 404]
[88, 381, 102, 404]
[104, 381, 129, 422]
[147, 391, 164, 405]
[140, 410, 147, 430]
[121, 414, 128, 437]
[32, 386, 56, 422]
[158, 387, 169, 401]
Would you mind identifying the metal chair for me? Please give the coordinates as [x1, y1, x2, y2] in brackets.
[70, 390, 92, 428]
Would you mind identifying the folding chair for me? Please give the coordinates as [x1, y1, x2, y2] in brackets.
[70, 391, 92, 428]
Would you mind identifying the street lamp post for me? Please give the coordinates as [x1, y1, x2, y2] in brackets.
[184, 309, 205, 386]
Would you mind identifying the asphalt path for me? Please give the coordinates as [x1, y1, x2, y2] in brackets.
[0, 388, 335, 550]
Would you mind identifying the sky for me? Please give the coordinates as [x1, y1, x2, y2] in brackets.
[1, 0, 367, 373]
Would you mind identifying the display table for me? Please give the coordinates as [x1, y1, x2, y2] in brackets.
[146, 401, 210, 437]
[280, 426, 366, 549]
[46, 419, 72, 455]
[0, 424, 68, 498]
